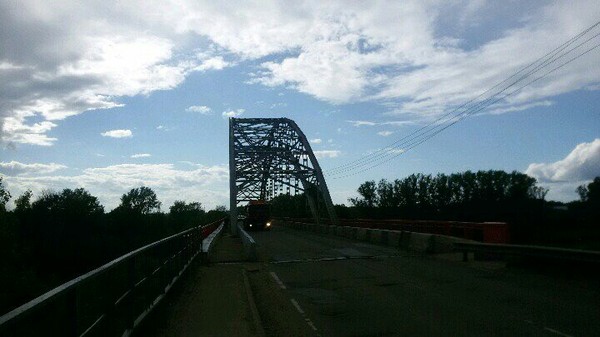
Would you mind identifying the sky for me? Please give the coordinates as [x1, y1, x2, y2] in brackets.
[1, 0, 599, 211]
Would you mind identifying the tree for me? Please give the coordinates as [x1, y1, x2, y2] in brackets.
[169, 200, 204, 214]
[577, 177, 600, 203]
[0, 177, 11, 212]
[214, 205, 228, 212]
[31, 188, 104, 218]
[577, 185, 589, 202]
[14, 190, 33, 213]
[349, 180, 378, 207]
[119, 187, 161, 214]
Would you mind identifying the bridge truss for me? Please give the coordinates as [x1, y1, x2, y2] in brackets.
[229, 118, 338, 233]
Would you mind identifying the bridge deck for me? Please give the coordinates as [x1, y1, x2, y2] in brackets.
[137, 225, 600, 337]
[135, 234, 261, 337]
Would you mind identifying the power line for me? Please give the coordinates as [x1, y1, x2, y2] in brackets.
[325, 19, 600, 179]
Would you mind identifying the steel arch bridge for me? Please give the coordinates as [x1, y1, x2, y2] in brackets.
[229, 117, 337, 233]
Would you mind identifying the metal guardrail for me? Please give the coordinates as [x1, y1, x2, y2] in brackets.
[0, 217, 227, 337]
[454, 242, 600, 263]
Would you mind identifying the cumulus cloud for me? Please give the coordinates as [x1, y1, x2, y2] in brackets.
[1, 1, 598, 146]
[194, 56, 230, 71]
[2, 163, 229, 210]
[101, 129, 132, 138]
[378, 131, 393, 137]
[222, 109, 245, 118]
[131, 153, 151, 158]
[526, 139, 600, 182]
[526, 139, 600, 202]
[186, 105, 212, 114]
[314, 150, 341, 159]
[310, 138, 322, 144]
[0, 161, 67, 175]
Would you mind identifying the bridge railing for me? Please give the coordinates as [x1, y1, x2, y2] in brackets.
[275, 217, 509, 243]
[0, 217, 227, 337]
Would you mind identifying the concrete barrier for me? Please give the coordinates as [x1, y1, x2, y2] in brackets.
[278, 219, 474, 254]
[430, 234, 469, 253]
[387, 230, 402, 248]
[343, 226, 357, 239]
[201, 222, 225, 263]
[356, 228, 369, 241]
[238, 225, 258, 261]
[408, 232, 434, 253]
[399, 231, 411, 249]
[369, 229, 383, 245]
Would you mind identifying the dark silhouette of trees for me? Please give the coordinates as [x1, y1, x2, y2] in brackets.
[349, 170, 546, 222]
[117, 186, 161, 214]
[0, 177, 11, 212]
[577, 177, 600, 203]
[169, 200, 205, 230]
[14, 190, 32, 213]
[170, 200, 204, 214]
[1, 185, 226, 315]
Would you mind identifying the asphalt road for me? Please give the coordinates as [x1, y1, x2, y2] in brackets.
[249, 225, 600, 337]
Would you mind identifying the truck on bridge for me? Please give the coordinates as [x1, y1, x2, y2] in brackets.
[242, 200, 272, 231]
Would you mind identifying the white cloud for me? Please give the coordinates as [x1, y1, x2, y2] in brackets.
[314, 150, 341, 159]
[131, 153, 151, 158]
[101, 129, 132, 138]
[378, 131, 393, 137]
[310, 138, 322, 144]
[347, 120, 412, 128]
[2, 163, 229, 211]
[186, 105, 212, 114]
[347, 120, 377, 127]
[194, 56, 230, 71]
[0, 161, 67, 175]
[1, 1, 599, 146]
[526, 139, 600, 182]
[526, 139, 600, 202]
[222, 109, 245, 118]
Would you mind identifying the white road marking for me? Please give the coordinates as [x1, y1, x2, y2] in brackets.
[269, 271, 287, 289]
[524, 319, 575, 337]
[306, 319, 318, 331]
[544, 327, 575, 337]
[290, 298, 305, 314]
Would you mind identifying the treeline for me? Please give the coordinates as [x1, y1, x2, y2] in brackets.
[0, 180, 226, 315]
[347, 170, 547, 220]
[268, 171, 600, 248]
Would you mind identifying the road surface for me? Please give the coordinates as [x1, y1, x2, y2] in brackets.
[248, 225, 600, 337]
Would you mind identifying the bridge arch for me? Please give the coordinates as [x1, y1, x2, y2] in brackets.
[229, 117, 338, 233]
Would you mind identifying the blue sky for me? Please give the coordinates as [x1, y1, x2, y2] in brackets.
[1, 1, 599, 210]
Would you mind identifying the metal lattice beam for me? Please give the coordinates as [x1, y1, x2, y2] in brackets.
[229, 117, 338, 233]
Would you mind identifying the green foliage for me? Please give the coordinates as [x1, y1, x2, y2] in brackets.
[170, 200, 204, 214]
[14, 190, 33, 213]
[349, 180, 378, 207]
[0, 177, 11, 212]
[350, 170, 543, 211]
[270, 193, 312, 218]
[1, 185, 223, 315]
[348, 170, 548, 223]
[577, 177, 600, 203]
[118, 186, 161, 214]
[169, 200, 205, 230]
